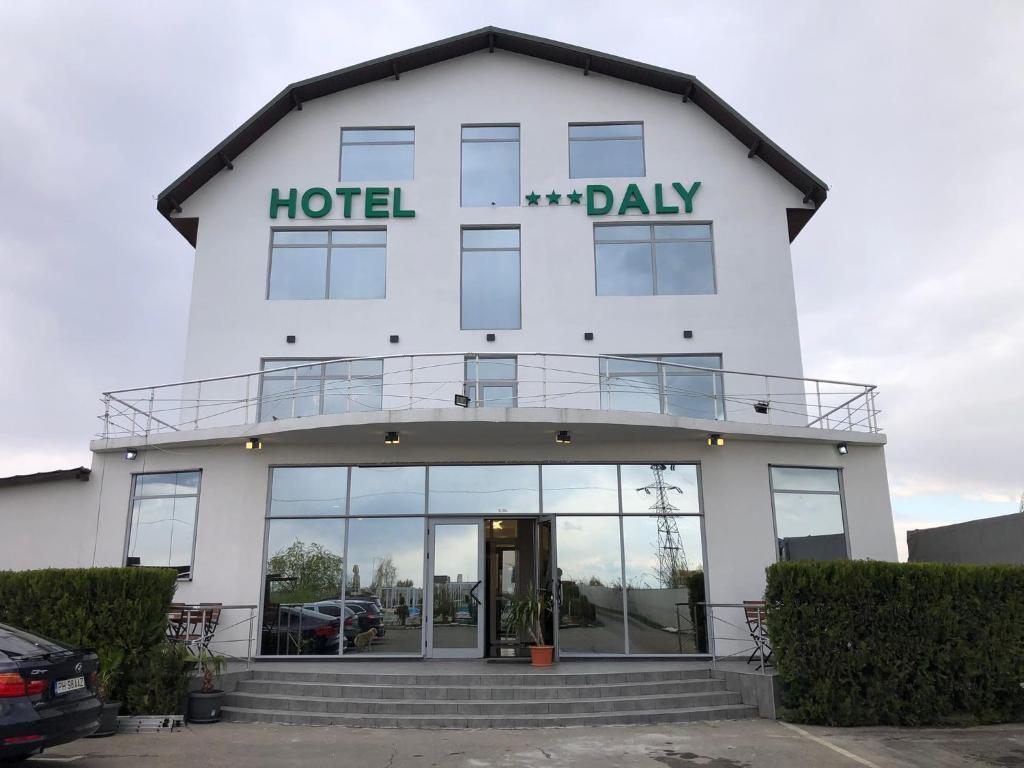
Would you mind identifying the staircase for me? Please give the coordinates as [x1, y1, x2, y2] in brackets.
[222, 666, 757, 728]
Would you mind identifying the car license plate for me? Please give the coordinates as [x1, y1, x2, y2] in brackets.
[54, 676, 85, 695]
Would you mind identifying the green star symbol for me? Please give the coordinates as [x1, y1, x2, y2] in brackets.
[546, 190, 562, 205]
[567, 190, 583, 204]
[525, 191, 540, 205]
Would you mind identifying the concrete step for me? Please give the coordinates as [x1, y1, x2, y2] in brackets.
[221, 702, 758, 728]
[224, 689, 743, 716]
[247, 668, 714, 687]
[235, 676, 726, 700]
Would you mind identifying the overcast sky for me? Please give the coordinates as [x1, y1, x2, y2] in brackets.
[1, 1, 1021, 559]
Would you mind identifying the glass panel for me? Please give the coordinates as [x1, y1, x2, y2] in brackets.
[259, 376, 318, 420]
[654, 224, 712, 240]
[349, 359, 384, 377]
[432, 523, 481, 650]
[655, 241, 715, 295]
[261, 518, 345, 655]
[340, 144, 414, 181]
[556, 516, 624, 653]
[623, 516, 706, 654]
[350, 466, 426, 516]
[134, 471, 199, 497]
[328, 248, 386, 299]
[570, 138, 644, 178]
[479, 385, 514, 407]
[461, 140, 520, 207]
[323, 378, 383, 413]
[603, 357, 659, 375]
[662, 355, 721, 370]
[461, 250, 521, 329]
[268, 248, 327, 300]
[601, 374, 661, 413]
[469, 357, 516, 380]
[462, 125, 519, 140]
[594, 225, 652, 242]
[542, 465, 619, 514]
[331, 230, 387, 245]
[262, 360, 320, 373]
[345, 517, 425, 654]
[771, 467, 841, 493]
[269, 467, 347, 517]
[620, 464, 701, 515]
[665, 372, 720, 419]
[273, 230, 329, 245]
[462, 228, 520, 249]
[570, 123, 643, 139]
[342, 129, 414, 144]
[428, 465, 539, 516]
[774, 493, 847, 561]
[595, 242, 653, 295]
[127, 497, 196, 571]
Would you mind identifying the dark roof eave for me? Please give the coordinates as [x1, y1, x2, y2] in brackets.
[157, 26, 828, 242]
[0, 467, 91, 488]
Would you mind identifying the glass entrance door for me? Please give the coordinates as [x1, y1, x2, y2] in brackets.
[426, 519, 484, 658]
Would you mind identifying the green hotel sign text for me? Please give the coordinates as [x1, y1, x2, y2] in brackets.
[270, 187, 415, 219]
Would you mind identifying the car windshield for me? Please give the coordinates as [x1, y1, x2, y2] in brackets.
[0, 623, 68, 657]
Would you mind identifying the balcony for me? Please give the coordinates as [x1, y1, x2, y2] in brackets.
[97, 353, 880, 442]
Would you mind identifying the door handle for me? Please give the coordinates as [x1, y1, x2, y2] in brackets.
[468, 580, 483, 606]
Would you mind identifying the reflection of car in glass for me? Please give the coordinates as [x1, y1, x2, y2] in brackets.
[0, 623, 102, 763]
[262, 605, 341, 655]
[306, 599, 385, 640]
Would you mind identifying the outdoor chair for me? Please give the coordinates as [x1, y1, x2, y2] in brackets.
[743, 600, 773, 670]
[166, 602, 222, 656]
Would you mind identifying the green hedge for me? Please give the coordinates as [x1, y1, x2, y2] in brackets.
[765, 560, 1024, 726]
[0, 567, 180, 713]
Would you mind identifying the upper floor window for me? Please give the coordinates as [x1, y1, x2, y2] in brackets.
[770, 467, 848, 562]
[465, 356, 517, 407]
[267, 229, 386, 300]
[339, 128, 414, 181]
[126, 471, 201, 579]
[569, 122, 645, 178]
[461, 125, 520, 207]
[600, 354, 724, 419]
[594, 223, 715, 296]
[259, 358, 384, 421]
[461, 228, 521, 330]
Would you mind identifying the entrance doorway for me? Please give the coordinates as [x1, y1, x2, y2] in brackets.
[425, 517, 553, 659]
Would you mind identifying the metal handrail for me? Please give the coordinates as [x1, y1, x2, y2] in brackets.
[674, 601, 773, 675]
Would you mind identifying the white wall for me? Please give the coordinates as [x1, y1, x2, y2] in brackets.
[175, 49, 810, 386]
[0, 478, 99, 571]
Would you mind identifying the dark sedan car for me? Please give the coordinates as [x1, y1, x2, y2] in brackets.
[0, 623, 101, 763]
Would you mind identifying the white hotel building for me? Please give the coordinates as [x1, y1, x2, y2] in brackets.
[4, 28, 897, 661]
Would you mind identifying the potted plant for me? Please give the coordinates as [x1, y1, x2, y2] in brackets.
[507, 586, 554, 667]
[89, 649, 124, 738]
[186, 653, 225, 724]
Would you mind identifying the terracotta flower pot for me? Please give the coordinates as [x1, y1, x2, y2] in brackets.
[529, 645, 554, 667]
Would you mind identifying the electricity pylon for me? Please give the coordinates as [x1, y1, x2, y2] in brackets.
[637, 464, 688, 587]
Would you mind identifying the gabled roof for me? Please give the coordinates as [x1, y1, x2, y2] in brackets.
[158, 26, 828, 245]
[0, 467, 90, 488]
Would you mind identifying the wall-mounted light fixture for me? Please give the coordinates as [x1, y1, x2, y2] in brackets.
[706, 433, 725, 447]
[556, 430, 572, 445]
[454, 394, 470, 407]
[384, 431, 400, 445]
[245, 438, 263, 451]
[837, 442, 849, 455]
[124, 448, 138, 461]
[754, 401, 770, 415]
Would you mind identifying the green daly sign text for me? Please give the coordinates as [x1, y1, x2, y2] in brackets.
[585, 182, 701, 216]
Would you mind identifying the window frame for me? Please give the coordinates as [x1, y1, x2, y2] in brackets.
[593, 222, 717, 296]
[460, 123, 521, 208]
[124, 470, 203, 581]
[338, 126, 415, 182]
[568, 121, 646, 179]
[768, 465, 851, 562]
[266, 227, 387, 301]
[463, 355, 518, 407]
[258, 357, 385, 421]
[600, 354, 725, 419]
[459, 225, 522, 330]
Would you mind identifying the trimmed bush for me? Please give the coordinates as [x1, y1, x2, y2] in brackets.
[0, 567, 178, 713]
[765, 560, 1024, 726]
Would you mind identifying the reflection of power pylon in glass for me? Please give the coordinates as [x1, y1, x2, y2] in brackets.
[637, 463, 688, 587]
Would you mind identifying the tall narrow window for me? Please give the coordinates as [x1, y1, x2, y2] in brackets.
[339, 128, 414, 181]
[461, 125, 520, 207]
[569, 122, 644, 178]
[771, 467, 848, 562]
[460, 228, 521, 330]
[464, 356, 517, 407]
[595, 224, 715, 296]
[268, 229, 386, 300]
[126, 471, 201, 578]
